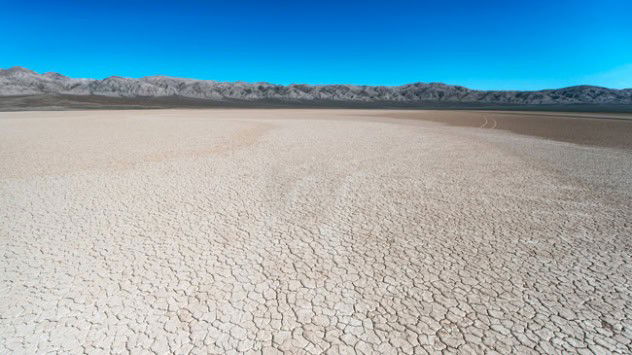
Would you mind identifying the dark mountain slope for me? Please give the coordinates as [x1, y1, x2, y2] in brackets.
[1, 67, 631, 111]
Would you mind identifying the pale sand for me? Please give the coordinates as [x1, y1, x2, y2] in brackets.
[1, 109, 631, 353]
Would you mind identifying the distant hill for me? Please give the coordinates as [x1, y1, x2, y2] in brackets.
[1, 66, 632, 111]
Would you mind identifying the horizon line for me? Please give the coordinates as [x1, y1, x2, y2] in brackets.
[2, 66, 630, 92]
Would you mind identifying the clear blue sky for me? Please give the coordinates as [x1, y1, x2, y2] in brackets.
[1, 0, 631, 90]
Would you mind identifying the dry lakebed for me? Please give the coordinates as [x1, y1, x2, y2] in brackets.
[1, 109, 631, 354]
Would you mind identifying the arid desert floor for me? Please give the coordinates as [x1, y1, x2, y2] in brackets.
[1, 109, 632, 354]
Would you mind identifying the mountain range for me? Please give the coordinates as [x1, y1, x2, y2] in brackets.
[1, 66, 632, 111]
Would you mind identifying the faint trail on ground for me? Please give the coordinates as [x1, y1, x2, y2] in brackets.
[479, 115, 498, 129]
[489, 117, 498, 129]
[480, 116, 489, 128]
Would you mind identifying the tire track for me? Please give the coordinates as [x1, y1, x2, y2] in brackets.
[479, 116, 498, 129]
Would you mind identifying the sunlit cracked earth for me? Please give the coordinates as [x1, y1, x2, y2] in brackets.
[1, 109, 631, 354]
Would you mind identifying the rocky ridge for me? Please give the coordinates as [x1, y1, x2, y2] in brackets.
[2, 66, 632, 106]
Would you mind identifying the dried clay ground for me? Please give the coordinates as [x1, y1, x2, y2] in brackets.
[1, 109, 631, 354]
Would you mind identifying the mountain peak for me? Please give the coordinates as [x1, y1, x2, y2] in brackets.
[42, 72, 67, 79]
[1, 66, 37, 76]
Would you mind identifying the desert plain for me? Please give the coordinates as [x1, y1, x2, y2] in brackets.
[1, 109, 631, 354]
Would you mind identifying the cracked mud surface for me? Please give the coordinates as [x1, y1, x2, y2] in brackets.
[1, 109, 631, 354]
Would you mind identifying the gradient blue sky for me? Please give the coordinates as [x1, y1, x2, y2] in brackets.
[1, 0, 631, 90]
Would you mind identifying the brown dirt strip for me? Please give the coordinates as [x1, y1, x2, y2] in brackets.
[377, 110, 632, 150]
